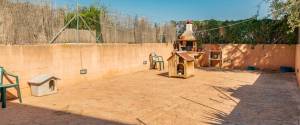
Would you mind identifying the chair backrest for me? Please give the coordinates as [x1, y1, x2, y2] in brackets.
[150, 52, 157, 57]
[149, 53, 157, 62]
[0, 67, 3, 85]
[157, 56, 164, 62]
[152, 56, 159, 61]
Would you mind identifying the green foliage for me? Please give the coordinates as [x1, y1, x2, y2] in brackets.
[65, 6, 106, 30]
[64, 5, 107, 42]
[177, 18, 297, 44]
[268, 0, 300, 31]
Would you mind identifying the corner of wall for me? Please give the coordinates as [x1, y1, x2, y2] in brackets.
[296, 28, 300, 87]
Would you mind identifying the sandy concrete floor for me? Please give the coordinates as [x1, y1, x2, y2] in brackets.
[1, 69, 300, 125]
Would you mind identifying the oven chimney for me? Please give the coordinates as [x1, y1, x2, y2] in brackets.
[180, 20, 196, 41]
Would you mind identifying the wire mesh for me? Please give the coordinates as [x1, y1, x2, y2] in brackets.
[0, 0, 64, 44]
[100, 12, 176, 43]
[0, 0, 176, 44]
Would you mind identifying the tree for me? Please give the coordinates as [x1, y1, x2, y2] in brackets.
[64, 5, 107, 42]
[268, 0, 300, 31]
[177, 18, 296, 44]
[65, 5, 107, 30]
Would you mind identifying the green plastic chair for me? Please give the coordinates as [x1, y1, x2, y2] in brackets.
[155, 56, 164, 71]
[149, 53, 164, 71]
[0, 67, 22, 108]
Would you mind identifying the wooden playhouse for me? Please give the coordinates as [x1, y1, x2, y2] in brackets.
[167, 51, 195, 78]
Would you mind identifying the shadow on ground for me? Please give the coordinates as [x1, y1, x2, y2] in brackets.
[196, 67, 267, 73]
[157, 72, 169, 78]
[0, 102, 132, 125]
[202, 73, 300, 125]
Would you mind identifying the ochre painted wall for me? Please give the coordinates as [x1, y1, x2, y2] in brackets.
[0, 43, 173, 97]
[198, 44, 296, 70]
[296, 45, 300, 86]
[0, 43, 297, 97]
[296, 28, 300, 86]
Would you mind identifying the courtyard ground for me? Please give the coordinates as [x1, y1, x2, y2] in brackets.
[1, 69, 300, 125]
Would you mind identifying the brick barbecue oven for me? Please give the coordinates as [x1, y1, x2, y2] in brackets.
[176, 20, 197, 52]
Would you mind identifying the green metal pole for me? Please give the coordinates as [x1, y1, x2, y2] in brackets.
[1, 88, 6, 108]
[76, 0, 80, 43]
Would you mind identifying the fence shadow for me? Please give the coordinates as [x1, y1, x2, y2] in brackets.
[203, 73, 300, 125]
[196, 67, 258, 73]
[0, 102, 132, 125]
[157, 72, 169, 78]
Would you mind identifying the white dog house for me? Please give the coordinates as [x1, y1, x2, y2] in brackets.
[28, 74, 60, 97]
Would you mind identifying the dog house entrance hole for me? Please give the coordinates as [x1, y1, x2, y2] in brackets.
[177, 64, 185, 75]
[49, 80, 55, 91]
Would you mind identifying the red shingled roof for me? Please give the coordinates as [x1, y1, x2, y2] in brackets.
[168, 52, 195, 62]
[177, 52, 194, 61]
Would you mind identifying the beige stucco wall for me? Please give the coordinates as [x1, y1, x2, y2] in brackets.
[199, 44, 296, 70]
[0, 43, 297, 97]
[0, 43, 173, 97]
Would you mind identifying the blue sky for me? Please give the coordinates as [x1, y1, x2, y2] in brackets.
[55, 0, 270, 23]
